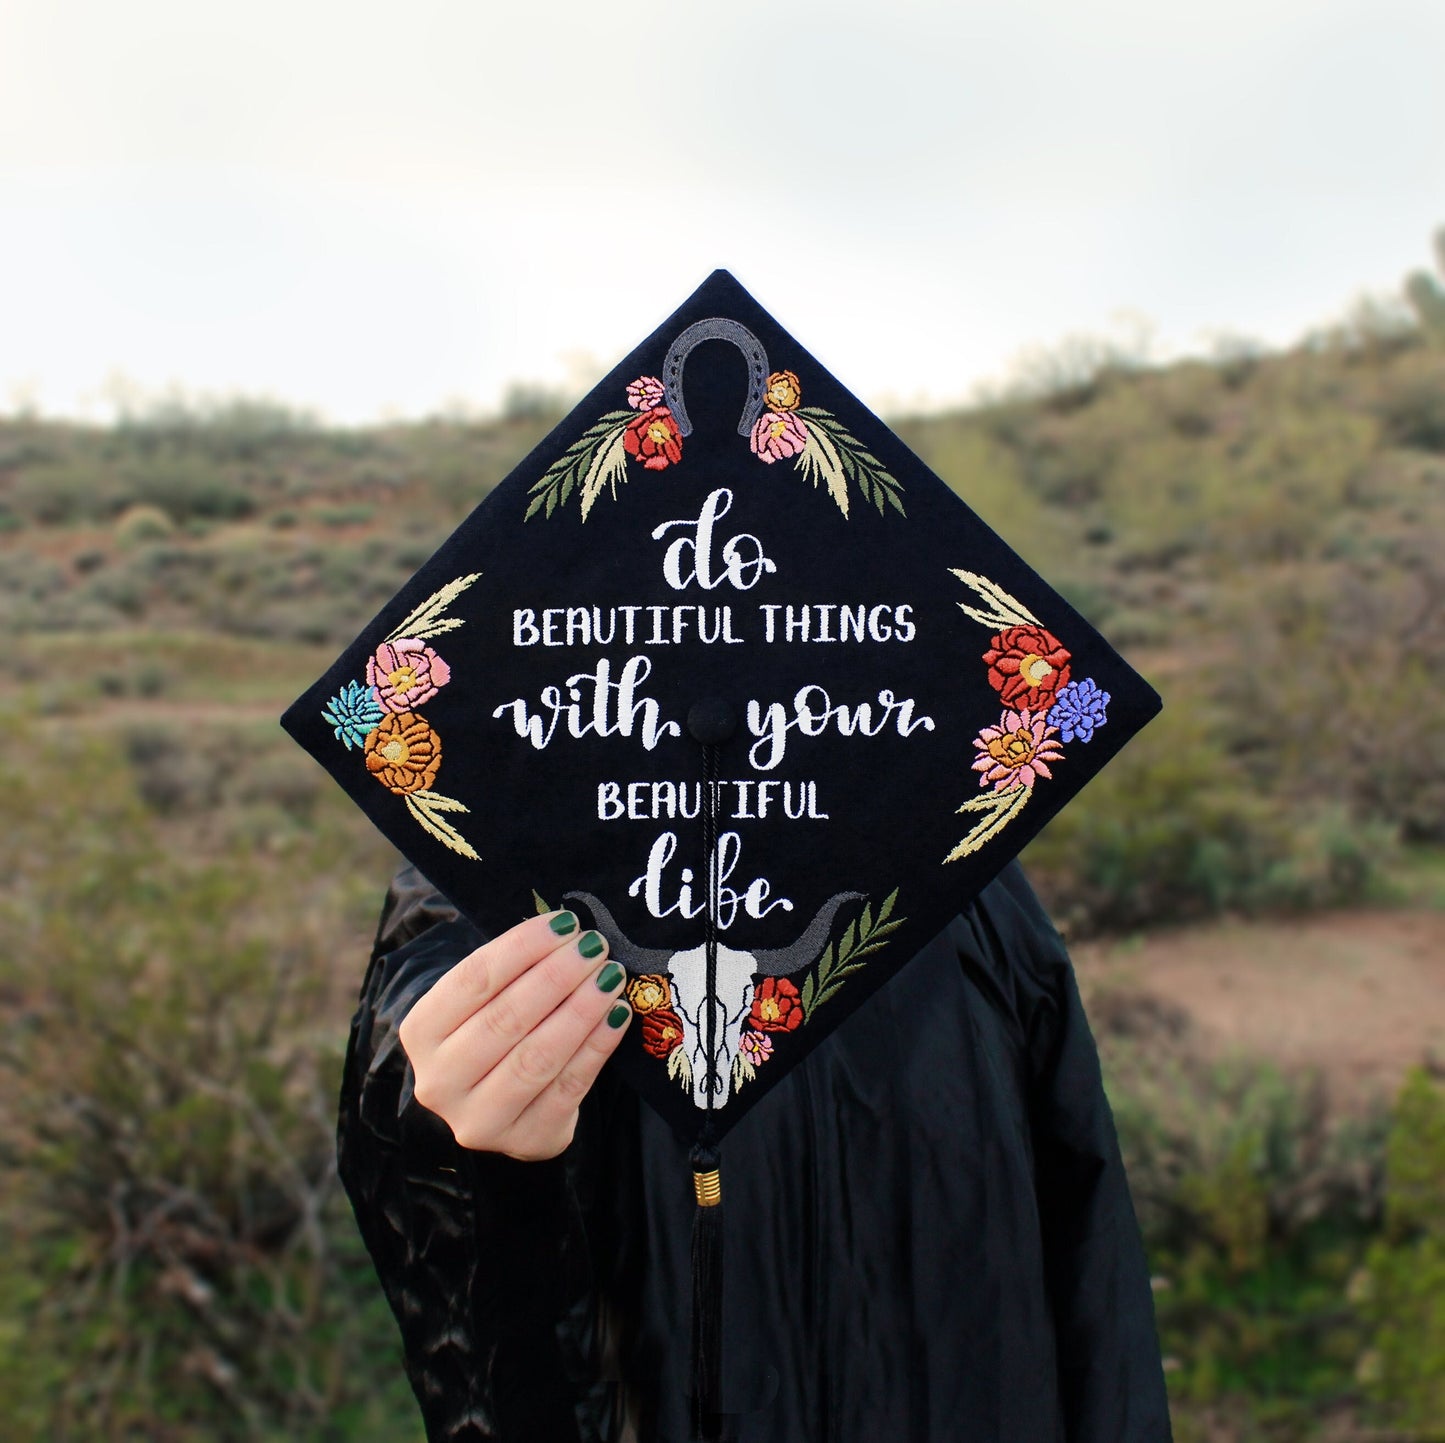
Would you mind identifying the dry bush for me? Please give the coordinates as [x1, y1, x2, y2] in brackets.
[0, 718, 414, 1441]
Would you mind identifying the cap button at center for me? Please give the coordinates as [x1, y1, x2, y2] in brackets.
[687, 697, 738, 746]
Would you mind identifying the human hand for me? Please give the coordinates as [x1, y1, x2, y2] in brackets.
[398, 910, 631, 1161]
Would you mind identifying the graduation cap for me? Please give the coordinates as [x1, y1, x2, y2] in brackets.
[282, 270, 1160, 1437]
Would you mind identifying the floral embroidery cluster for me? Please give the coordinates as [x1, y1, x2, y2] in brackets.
[945, 571, 1110, 863]
[624, 972, 806, 1096]
[525, 358, 905, 522]
[748, 368, 905, 519]
[613, 889, 904, 1103]
[321, 574, 482, 860]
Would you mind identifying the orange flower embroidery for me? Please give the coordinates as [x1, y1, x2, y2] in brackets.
[627, 974, 672, 1014]
[764, 369, 802, 412]
[364, 712, 443, 795]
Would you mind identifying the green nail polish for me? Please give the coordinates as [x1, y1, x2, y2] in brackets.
[549, 910, 577, 936]
[579, 930, 606, 960]
[607, 1003, 630, 1029]
[595, 961, 624, 992]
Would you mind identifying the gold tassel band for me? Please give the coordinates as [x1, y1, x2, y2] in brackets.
[692, 1167, 722, 1207]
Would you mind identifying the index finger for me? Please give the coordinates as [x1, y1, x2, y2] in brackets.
[401, 910, 583, 1049]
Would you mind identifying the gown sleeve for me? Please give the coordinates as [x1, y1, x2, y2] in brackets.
[336, 865, 598, 1443]
[983, 864, 1175, 1442]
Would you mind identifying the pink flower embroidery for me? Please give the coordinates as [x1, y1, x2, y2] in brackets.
[971, 708, 1065, 792]
[367, 638, 452, 714]
[739, 1030, 773, 1066]
[750, 410, 808, 463]
[626, 375, 666, 410]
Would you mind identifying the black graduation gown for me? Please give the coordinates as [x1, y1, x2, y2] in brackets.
[338, 861, 1174, 1443]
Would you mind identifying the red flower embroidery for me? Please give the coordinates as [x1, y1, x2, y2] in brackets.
[640, 1007, 685, 1058]
[623, 406, 683, 471]
[982, 625, 1072, 710]
[750, 977, 804, 1034]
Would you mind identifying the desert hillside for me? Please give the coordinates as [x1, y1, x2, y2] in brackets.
[3, 295, 1444, 1438]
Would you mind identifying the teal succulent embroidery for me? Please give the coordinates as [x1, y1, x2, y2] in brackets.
[323, 680, 385, 749]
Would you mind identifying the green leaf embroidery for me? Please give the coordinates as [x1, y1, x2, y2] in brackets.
[526, 411, 631, 521]
[801, 890, 906, 1022]
[579, 425, 630, 520]
[796, 408, 907, 519]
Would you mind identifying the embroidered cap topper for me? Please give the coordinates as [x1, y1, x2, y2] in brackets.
[282, 270, 1161, 1146]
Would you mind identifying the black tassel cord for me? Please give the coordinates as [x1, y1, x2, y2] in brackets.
[690, 740, 724, 1443]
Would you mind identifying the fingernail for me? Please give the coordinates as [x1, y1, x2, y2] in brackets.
[607, 1002, 630, 1029]
[595, 961, 625, 993]
[549, 910, 577, 936]
[578, 930, 606, 960]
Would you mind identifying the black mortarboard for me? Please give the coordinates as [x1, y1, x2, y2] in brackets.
[282, 270, 1160, 1436]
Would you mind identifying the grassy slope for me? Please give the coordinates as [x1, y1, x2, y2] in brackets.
[3, 331, 1445, 1439]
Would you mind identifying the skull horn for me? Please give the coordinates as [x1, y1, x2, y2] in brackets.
[750, 892, 867, 978]
[563, 892, 673, 974]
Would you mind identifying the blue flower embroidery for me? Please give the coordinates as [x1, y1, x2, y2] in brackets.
[323, 680, 385, 749]
[1047, 677, 1110, 744]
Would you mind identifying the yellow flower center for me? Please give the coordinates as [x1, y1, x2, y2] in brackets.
[387, 664, 418, 694]
[759, 997, 781, 1022]
[647, 423, 670, 445]
[769, 418, 789, 440]
[1020, 653, 1053, 687]
[382, 737, 408, 763]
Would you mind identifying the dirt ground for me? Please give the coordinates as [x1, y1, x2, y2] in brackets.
[1074, 909, 1445, 1114]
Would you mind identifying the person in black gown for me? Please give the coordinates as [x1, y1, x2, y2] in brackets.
[338, 860, 1174, 1443]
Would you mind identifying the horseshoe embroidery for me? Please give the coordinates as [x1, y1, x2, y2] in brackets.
[661, 317, 771, 437]
[524, 317, 906, 521]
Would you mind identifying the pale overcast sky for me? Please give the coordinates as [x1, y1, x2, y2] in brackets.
[2, 0, 1441, 423]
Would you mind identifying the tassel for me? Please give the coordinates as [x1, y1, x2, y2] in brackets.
[689, 1143, 724, 1443]
[689, 733, 726, 1440]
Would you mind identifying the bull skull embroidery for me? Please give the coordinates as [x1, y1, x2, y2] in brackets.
[566, 891, 863, 1109]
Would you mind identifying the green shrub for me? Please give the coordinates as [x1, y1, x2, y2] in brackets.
[123, 456, 257, 522]
[1378, 365, 1445, 452]
[1355, 1069, 1445, 1432]
[114, 502, 176, 546]
[1098, 1023, 1388, 1424]
[1025, 702, 1397, 936]
[8, 460, 128, 524]
[315, 502, 375, 527]
[0, 719, 413, 1442]
[0, 553, 70, 632]
[1404, 227, 1445, 347]
[1210, 551, 1445, 845]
